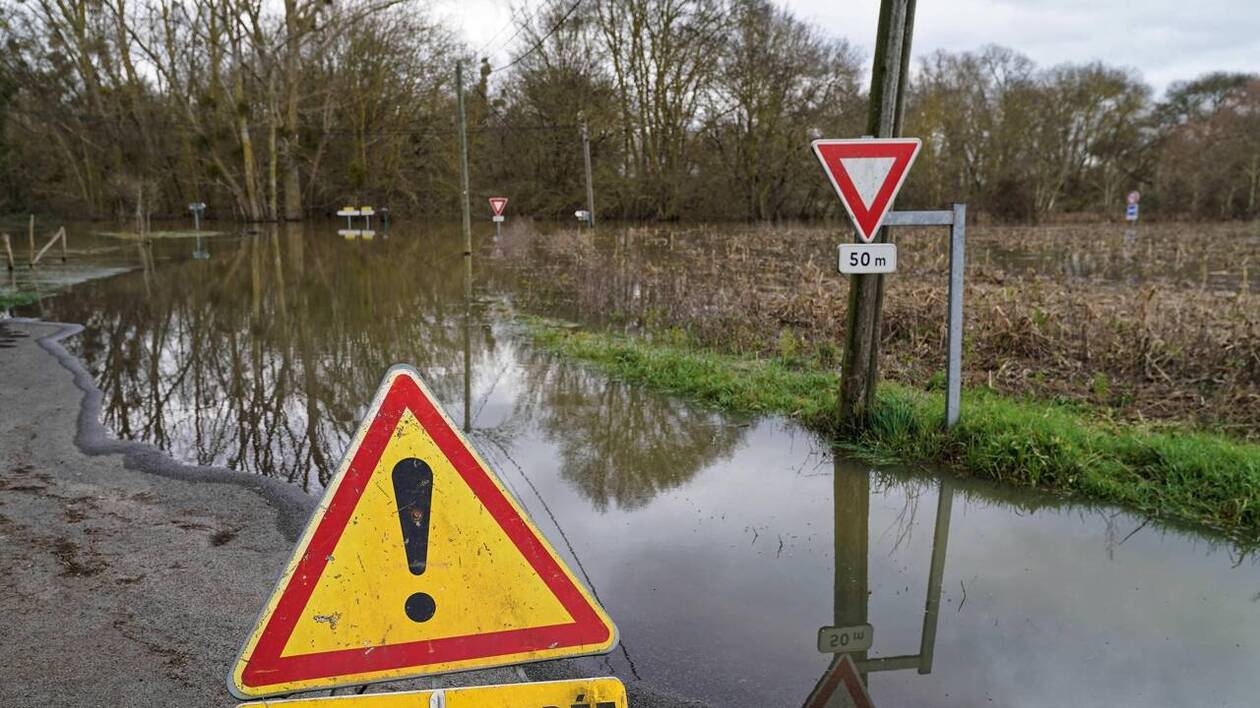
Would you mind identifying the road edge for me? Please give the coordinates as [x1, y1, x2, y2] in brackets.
[14, 317, 317, 542]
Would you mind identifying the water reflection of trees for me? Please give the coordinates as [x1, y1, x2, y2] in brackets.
[47, 224, 495, 489]
[508, 347, 747, 511]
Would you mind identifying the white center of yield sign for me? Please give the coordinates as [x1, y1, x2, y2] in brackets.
[839, 157, 896, 211]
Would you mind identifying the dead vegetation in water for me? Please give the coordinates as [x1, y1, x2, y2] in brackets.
[494, 221, 1260, 436]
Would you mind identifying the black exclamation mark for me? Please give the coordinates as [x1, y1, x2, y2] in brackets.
[392, 457, 436, 623]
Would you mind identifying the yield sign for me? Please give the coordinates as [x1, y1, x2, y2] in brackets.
[802, 654, 875, 708]
[229, 366, 617, 698]
[488, 196, 508, 216]
[812, 138, 921, 243]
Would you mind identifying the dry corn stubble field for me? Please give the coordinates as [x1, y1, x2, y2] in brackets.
[496, 220, 1260, 438]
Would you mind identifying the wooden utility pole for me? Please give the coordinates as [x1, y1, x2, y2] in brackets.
[838, 0, 917, 426]
[456, 61, 472, 256]
[580, 116, 596, 228]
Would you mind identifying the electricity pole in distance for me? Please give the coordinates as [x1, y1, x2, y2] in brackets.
[456, 61, 472, 256]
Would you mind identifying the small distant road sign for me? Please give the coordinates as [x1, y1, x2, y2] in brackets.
[489, 197, 508, 217]
[229, 366, 618, 698]
[492, 215, 505, 223]
[335, 206, 360, 217]
[1126, 204, 1139, 222]
[238, 677, 628, 707]
[812, 138, 922, 243]
[1127, 190, 1141, 205]
[575, 209, 592, 224]
[803, 654, 875, 708]
[839, 243, 896, 274]
[817, 623, 874, 653]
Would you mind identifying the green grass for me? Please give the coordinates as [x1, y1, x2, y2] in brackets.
[526, 317, 1260, 543]
[0, 291, 37, 309]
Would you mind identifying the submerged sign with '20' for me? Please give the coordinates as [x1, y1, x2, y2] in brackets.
[838, 243, 896, 274]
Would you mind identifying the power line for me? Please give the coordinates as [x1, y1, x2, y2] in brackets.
[490, 0, 582, 74]
[475, 0, 541, 59]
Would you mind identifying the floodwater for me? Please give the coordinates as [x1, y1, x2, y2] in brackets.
[25, 221, 1260, 706]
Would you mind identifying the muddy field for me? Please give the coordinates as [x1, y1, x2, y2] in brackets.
[495, 220, 1260, 436]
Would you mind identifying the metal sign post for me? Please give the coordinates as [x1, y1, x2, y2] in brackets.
[489, 197, 508, 238]
[874, 205, 966, 429]
[188, 202, 209, 260]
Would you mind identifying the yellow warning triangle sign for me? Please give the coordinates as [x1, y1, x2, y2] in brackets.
[229, 366, 618, 699]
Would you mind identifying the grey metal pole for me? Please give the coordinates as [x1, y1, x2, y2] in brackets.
[581, 119, 596, 229]
[917, 478, 953, 674]
[945, 203, 966, 429]
[457, 62, 472, 256]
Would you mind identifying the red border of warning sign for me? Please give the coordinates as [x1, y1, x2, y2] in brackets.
[812, 138, 921, 243]
[238, 372, 611, 690]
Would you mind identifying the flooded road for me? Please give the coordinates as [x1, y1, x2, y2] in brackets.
[28, 222, 1260, 706]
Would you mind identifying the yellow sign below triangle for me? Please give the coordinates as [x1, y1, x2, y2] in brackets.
[238, 677, 627, 707]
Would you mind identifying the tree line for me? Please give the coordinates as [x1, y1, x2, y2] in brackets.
[1, 0, 1256, 223]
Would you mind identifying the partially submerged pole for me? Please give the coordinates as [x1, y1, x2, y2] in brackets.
[581, 117, 596, 229]
[456, 62, 472, 257]
[28, 214, 35, 264]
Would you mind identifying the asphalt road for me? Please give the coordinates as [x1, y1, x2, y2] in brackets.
[0, 320, 701, 707]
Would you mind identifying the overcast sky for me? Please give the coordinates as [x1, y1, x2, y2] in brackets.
[436, 0, 1260, 95]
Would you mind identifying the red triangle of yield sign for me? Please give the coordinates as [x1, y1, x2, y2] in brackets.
[812, 138, 921, 243]
[232, 367, 614, 696]
[489, 197, 508, 216]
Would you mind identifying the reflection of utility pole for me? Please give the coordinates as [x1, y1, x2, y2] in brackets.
[809, 454, 955, 706]
[834, 456, 870, 670]
[580, 115, 596, 229]
[462, 252, 473, 433]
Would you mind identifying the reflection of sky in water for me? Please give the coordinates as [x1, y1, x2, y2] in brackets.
[36, 222, 1260, 706]
[487, 397, 1260, 706]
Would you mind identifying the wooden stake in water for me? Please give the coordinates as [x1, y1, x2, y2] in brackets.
[2, 234, 14, 273]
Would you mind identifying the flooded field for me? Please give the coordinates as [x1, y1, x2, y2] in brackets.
[21, 221, 1260, 706]
[498, 220, 1260, 433]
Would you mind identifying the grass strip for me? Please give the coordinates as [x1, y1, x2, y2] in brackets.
[0, 292, 37, 309]
[526, 317, 1260, 543]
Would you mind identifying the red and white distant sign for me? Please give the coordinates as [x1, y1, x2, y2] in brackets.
[489, 197, 508, 216]
[812, 138, 921, 243]
[803, 654, 875, 708]
[1127, 191, 1141, 205]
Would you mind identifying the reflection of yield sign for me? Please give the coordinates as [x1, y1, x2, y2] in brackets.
[229, 365, 617, 698]
[489, 197, 508, 216]
[812, 138, 921, 243]
[803, 654, 875, 708]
